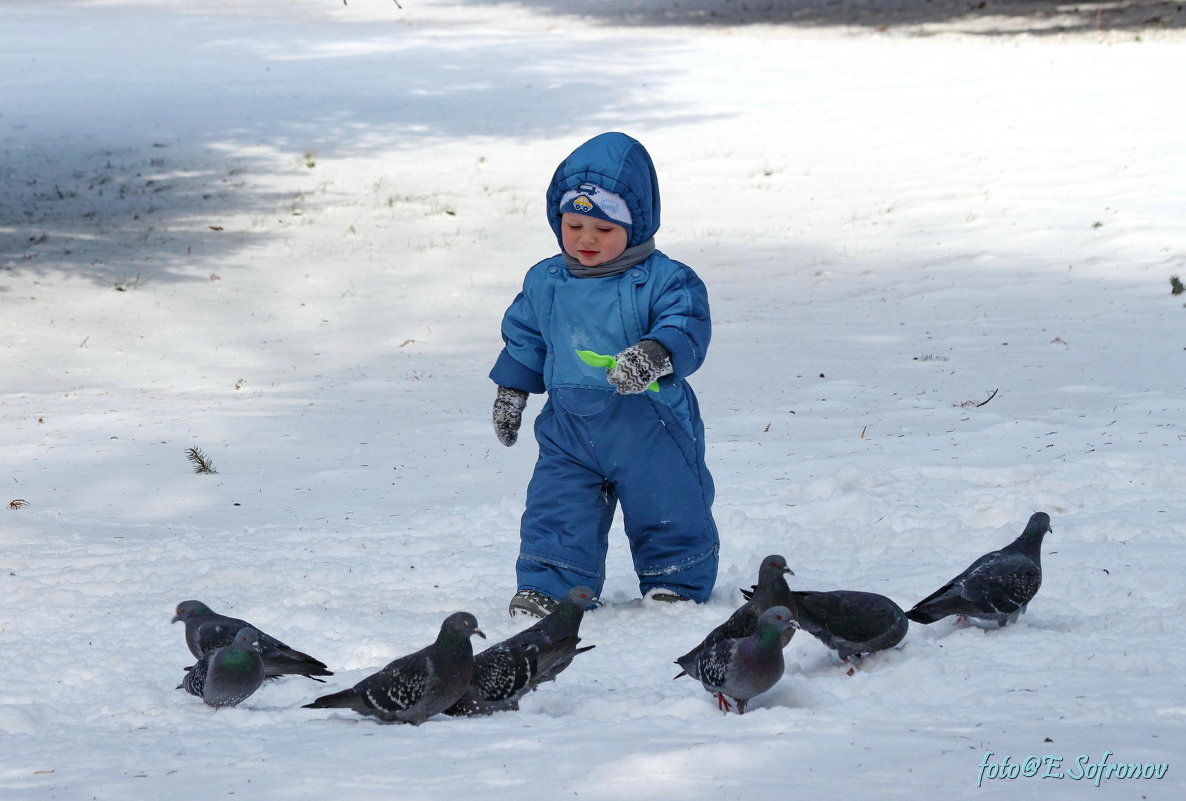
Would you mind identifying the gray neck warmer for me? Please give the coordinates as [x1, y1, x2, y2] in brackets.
[563, 238, 656, 278]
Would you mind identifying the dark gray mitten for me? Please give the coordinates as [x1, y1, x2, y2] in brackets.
[492, 386, 529, 446]
[607, 340, 673, 395]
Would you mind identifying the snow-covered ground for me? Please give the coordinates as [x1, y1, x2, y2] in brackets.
[2, 1, 1185, 798]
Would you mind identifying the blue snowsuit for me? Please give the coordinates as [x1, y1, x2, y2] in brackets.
[489, 132, 719, 603]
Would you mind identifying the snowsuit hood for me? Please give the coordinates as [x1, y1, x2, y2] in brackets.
[547, 132, 661, 248]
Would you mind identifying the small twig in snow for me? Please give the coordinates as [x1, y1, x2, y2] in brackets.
[186, 447, 219, 475]
[956, 388, 999, 408]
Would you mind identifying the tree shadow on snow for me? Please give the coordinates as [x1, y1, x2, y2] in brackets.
[473, 0, 1186, 36]
[0, 5, 701, 288]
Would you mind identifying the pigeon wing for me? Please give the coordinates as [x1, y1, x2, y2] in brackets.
[181, 652, 211, 696]
[959, 551, 1041, 613]
[694, 638, 735, 693]
[362, 655, 432, 718]
[192, 616, 248, 655]
[675, 601, 759, 671]
[795, 591, 903, 643]
[473, 641, 535, 702]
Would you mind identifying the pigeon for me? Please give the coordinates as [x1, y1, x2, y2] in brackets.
[736, 561, 908, 662]
[180, 626, 266, 708]
[906, 512, 1052, 628]
[302, 611, 484, 725]
[443, 629, 592, 717]
[444, 586, 596, 717]
[674, 555, 795, 677]
[775, 589, 908, 662]
[172, 600, 332, 681]
[676, 606, 797, 714]
[515, 585, 596, 684]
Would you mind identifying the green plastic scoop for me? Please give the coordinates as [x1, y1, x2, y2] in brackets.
[576, 349, 660, 392]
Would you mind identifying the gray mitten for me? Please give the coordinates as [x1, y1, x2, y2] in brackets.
[607, 340, 673, 394]
[492, 386, 529, 446]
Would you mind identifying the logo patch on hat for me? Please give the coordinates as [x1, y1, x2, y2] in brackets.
[559, 183, 633, 227]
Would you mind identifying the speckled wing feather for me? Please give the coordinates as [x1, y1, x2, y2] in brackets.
[181, 653, 210, 697]
[907, 513, 1050, 627]
[675, 602, 761, 678]
[444, 640, 537, 716]
[356, 652, 433, 720]
[444, 599, 595, 717]
[303, 611, 483, 725]
[692, 637, 734, 688]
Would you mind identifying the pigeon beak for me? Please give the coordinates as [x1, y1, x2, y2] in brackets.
[170, 615, 181, 624]
[783, 567, 794, 576]
[475, 628, 486, 640]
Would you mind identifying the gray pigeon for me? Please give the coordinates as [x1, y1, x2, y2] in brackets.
[675, 555, 795, 677]
[172, 600, 332, 681]
[302, 611, 484, 725]
[445, 586, 596, 717]
[677, 606, 797, 714]
[906, 512, 1052, 627]
[180, 627, 266, 708]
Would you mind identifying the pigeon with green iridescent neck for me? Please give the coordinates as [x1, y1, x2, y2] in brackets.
[302, 612, 484, 725]
[172, 600, 332, 681]
[445, 587, 596, 716]
[907, 512, 1052, 628]
[674, 555, 795, 677]
[677, 606, 797, 714]
[180, 627, 266, 707]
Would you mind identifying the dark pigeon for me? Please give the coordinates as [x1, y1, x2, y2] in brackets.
[677, 606, 797, 714]
[180, 626, 266, 708]
[516, 585, 596, 685]
[443, 630, 593, 717]
[737, 561, 909, 662]
[172, 600, 332, 681]
[778, 590, 908, 662]
[302, 611, 484, 725]
[906, 512, 1052, 627]
[675, 555, 795, 677]
[445, 586, 596, 717]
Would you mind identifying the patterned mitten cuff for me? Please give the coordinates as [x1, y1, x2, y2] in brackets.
[607, 340, 673, 394]
[492, 386, 529, 447]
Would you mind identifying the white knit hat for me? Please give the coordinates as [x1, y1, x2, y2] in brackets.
[558, 182, 633, 228]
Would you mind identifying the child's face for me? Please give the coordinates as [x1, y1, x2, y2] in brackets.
[561, 213, 628, 267]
